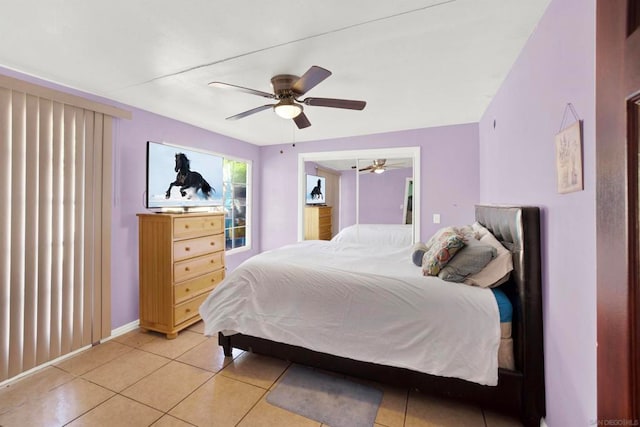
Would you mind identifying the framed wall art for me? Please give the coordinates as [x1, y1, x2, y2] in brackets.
[555, 120, 583, 194]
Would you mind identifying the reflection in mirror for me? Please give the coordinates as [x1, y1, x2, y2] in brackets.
[356, 158, 413, 225]
[303, 161, 340, 240]
[298, 147, 420, 243]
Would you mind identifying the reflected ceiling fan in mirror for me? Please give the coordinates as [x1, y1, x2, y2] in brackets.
[353, 159, 408, 174]
[208, 66, 366, 129]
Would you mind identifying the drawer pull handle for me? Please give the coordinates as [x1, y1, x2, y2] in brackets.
[185, 287, 190, 292]
[185, 267, 190, 272]
[186, 308, 191, 313]
[210, 241, 215, 246]
[210, 260, 215, 264]
[184, 225, 189, 229]
[185, 247, 190, 251]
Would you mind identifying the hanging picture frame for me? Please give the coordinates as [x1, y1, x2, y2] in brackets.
[555, 120, 583, 194]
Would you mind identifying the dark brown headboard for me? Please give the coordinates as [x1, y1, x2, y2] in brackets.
[475, 205, 544, 417]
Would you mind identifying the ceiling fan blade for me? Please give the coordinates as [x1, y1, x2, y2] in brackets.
[209, 81, 276, 99]
[302, 97, 366, 110]
[358, 166, 373, 172]
[293, 112, 311, 129]
[291, 66, 332, 96]
[226, 104, 274, 120]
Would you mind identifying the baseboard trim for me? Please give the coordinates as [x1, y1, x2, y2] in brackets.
[102, 319, 140, 343]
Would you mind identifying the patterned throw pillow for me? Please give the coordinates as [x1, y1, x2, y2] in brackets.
[421, 232, 465, 276]
[425, 226, 458, 249]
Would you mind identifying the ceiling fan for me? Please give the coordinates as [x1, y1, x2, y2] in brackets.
[353, 159, 408, 174]
[208, 66, 366, 129]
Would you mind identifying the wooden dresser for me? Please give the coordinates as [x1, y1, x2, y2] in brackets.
[304, 206, 332, 240]
[137, 212, 225, 339]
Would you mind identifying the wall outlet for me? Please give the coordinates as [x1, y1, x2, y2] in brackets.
[433, 213, 441, 224]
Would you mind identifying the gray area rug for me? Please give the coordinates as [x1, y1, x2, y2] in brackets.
[266, 364, 383, 427]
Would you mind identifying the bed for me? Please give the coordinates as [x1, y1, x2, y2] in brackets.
[199, 205, 544, 426]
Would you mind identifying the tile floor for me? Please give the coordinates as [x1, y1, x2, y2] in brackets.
[0, 321, 523, 427]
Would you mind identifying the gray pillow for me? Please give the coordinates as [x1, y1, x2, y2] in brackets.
[438, 238, 497, 282]
[411, 242, 429, 266]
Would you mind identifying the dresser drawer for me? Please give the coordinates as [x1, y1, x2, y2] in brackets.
[174, 293, 209, 326]
[319, 207, 332, 218]
[174, 234, 224, 261]
[174, 215, 224, 239]
[174, 252, 224, 283]
[174, 269, 224, 305]
[318, 215, 331, 227]
[319, 225, 332, 240]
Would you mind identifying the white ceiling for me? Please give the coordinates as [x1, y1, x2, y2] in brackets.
[0, 0, 550, 146]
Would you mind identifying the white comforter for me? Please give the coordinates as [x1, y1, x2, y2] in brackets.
[199, 240, 501, 385]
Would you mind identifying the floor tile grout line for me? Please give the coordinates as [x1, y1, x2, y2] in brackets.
[54, 342, 137, 377]
[81, 351, 173, 395]
[229, 359, 292, 426]
[61, 389, 119, 426]
[69, 330, 210, 423]
[232, 388, 269, 426]
[129, 331, 247, 422]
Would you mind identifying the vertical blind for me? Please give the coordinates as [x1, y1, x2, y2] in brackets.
[0, 86, 113, 382]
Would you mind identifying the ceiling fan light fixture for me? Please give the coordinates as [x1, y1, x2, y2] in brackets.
[274, 100, 302, 119]
[374, 168, 385, 174]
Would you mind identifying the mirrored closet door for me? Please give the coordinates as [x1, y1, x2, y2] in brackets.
[298, 147, 420, 242]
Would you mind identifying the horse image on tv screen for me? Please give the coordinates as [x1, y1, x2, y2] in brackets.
[147, 142, 223, 209]
[305, 175, 326, 205]
[165, 153, 215, 199]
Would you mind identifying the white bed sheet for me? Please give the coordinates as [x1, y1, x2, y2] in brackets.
[199, 240, 501, 386]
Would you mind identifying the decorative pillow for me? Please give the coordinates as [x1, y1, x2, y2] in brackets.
[425, 226, 459, 250]
[464, 226, 514, 288]
[456, 224, 478, 240]
[471, 221, 489, 238]
[411, 242, 429, 266]
[421, 232, 465, 276]
[438, 238, 497, 282]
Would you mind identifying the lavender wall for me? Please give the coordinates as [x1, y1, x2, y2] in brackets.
[478, 0, 596, 425]
[0, 67, 262, 331]
[259, 123, 480, 250]
[340, 168, 412, 225]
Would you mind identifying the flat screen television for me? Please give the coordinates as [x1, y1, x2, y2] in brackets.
[305, 174, 326, 205]
[146, 140, 224, 211]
